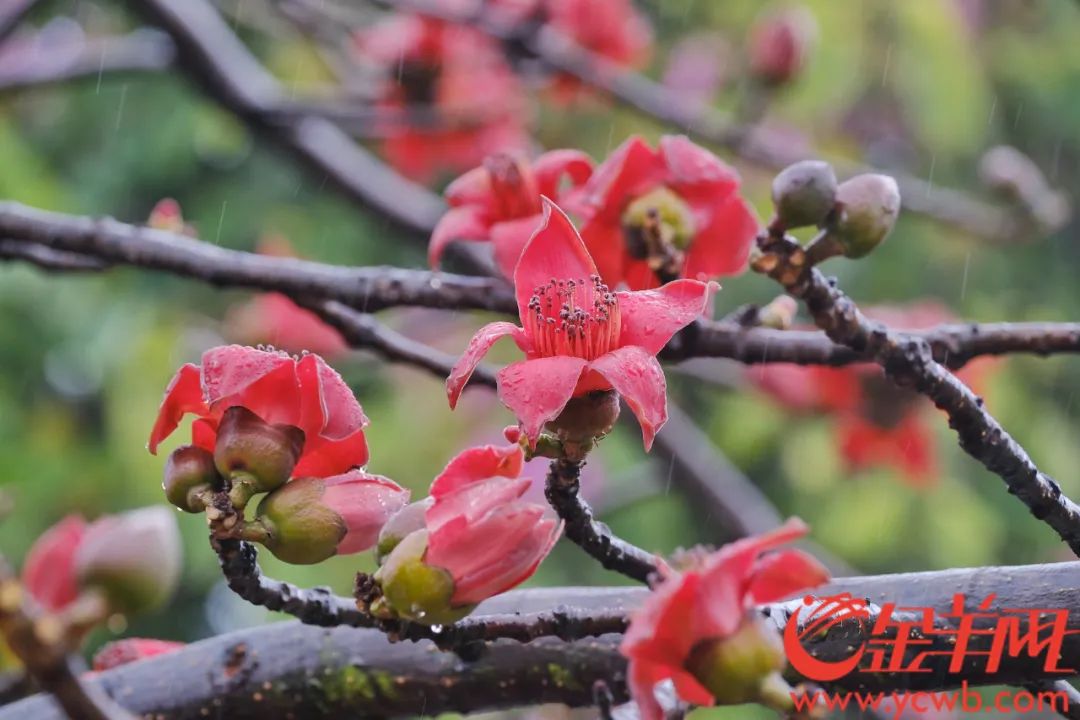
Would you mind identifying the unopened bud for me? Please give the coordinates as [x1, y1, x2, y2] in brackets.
[683, 615, 792, 708]
[831, 174, 900, 258]
[374, 530, 475, 626]
[214, 406, 305, 505]
[254, 479, 346, 565]
[376, 499, 432, 566]
[163, 445, 219, 513]
[75, 507, 182, 616]
[758, 296, 798, 330]
[748, 6, 817, 87]
[771, 160, 837, 230]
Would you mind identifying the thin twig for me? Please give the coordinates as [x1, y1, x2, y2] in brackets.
[753, 233, 1080, 555]
[0, 0, 39, 44]
[545, 458, 659, 584]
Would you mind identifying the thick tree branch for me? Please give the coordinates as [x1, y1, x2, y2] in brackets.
[754, 233, 1080, 556]
[545, 458, 659, 584]
[0, 239, 110, 272]
[0, 0, 39, 44]
[0, 30, 174, 95]
[0, 560, 134, 720]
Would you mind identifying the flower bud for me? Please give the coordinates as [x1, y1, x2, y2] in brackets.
[255, 470, 409, 565]
[213, 406, 305, 503]
[22, 515, 86, 612]
[75, 507, 182, 616]
[376, 499, 433, 566]
[375, 530, 474, 626]
[748, 6, 817, 87]
[831, 174, 901, 258]
[163, 445, 220, 513]
[771, 160, 837, 230]
[683, 615, 791, 707]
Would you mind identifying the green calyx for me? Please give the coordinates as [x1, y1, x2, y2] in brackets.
[375, 530, 475, 626]
[254, 479, 346, 565]
[163, 445, 220, 513]
[683, 616, 791, 708]
[214, 406, 305, 502]
[375, 499, 432, 566]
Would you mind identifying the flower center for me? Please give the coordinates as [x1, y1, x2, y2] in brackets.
[523, 275, 621, 361]
[621, 187, 696, 280]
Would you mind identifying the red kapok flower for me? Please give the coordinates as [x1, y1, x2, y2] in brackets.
[429, 150, 594, 277]
[225, 237, 347, 358]
[22, 515, 86, 612]
[149, 345, 369, 478]
[544, 0, 652, 100]
[447, 200, 716, 450]
[621, 519, 829, 719]
[355, 14, 530, 183]
[752, 302, 998, 486]
[376, 443, 560, 623]
[92, 638, 186, 671]
[570, 135, 759, 290]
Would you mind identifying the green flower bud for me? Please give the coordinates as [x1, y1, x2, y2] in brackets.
[214, 406, 305, 504]
[683, 615, 791, 707]
[76, 507, 182, 616]
[254, 479, 345, 565]
[163, 445, 220, 512]
[831, 174, 900, 258]
[374, 530, 475, 626]
[771, 160, 837, 229]
[376, 499, 432, 566]
[622, 187, 696, 252]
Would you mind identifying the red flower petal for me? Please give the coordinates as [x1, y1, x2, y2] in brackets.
[294, 427, 371, 479]
[430, 444, 525, 499]
[587, 346, 668, 450]
[491, 214, 545, 280]
[444, 164, 496, 208]
[533, 149, 594, 197]
[297, 354, 369, 441]
[576, 135, 662, 222]
[92, 638, 185, 671]
[22, 515, 86, 612]
[580, 221, 627, 289]
[682, 194, 759, 280]
[658, 134, 740, 188]
[496, 355, 589, 445]
[148, 364, 207, 454]
[616, 279, 715, 356]
[447, 321, 524, 409]
[746, 548, 830, 605]
[202, 346, 302, 427]
[322, 470, 410, 555]
[628, 661, 668, 720]
[513, 200, 598, 321]
[429, 206, 492, 270]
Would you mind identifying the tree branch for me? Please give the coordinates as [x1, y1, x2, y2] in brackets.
[0, 0, 39, 45]
[545, 458, 659, 584]
[754, 233, 1080, 556]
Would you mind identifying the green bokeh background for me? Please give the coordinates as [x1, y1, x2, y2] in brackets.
[2, 1, 1079, 717]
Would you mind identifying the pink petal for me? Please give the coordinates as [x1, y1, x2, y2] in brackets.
[577, 136, 663, 222]
[429, 206, 492, 270]
[22, 515, 86, 612]
[447, 321, 524, 409]
[513, 200, 598, 321]
[297, 354, 369, 441]
[202, 346, 303, 427]
[587, 347, 668, 450]
[746, 549, 830, 605]
[659, 134, 740, 188]
[579, 220, 627, 289]
[628, 661, 667, 720]
[322, 470, 410, 555]
[491, 215, 545, 280]
[92, 639, 185, 671]
[616, 279, 716, 355]
[533, 149, 594, 197]
[683, 194, 760, 280]
[444, 164, 496, 207]
[430, 444, 526, 497]
[293, 427, 371, 478]
[429, 475, 533, 535]
[496, 356, 589, 445]
[148, 364, 206, 454]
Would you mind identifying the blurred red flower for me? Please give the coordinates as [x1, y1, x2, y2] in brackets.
[447, 200, 715, 449]
[149, 345, 369, 478]
[92, 638, 186, 671]
[568, 135, 759, 290]
[429, 150, 594, 276]
[752, 303, 998, 486]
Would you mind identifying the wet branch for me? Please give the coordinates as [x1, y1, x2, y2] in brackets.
[545, 459, 660, 584]
[754, 233, 1080, 556]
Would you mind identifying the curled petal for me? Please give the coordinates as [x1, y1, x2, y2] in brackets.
[496, 356, 589, 445]
[617, 279, 716, 355]
[746, 548, 830, 606]
[201, 346, 302, 427]
[323, 470, 410, 555]
[447, 321, 524, 409]
[513, 200, 598, 320]
[297, 354, 369, 441]
[533, 149, 594, 197]
[431, 444, 525, 498]
[148, 364, 206, 454]
[491, 215, 545, 280]
[22, 515, 86, 612]
[659, 134, 740, 188]
[588, 347, 668, 451]
[683, 194, 760, 280]
[444, 165, 496, 207]
[577, 136, 663, 221]
[429, 206, 492, 270]
[294, 427, 370, 478]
